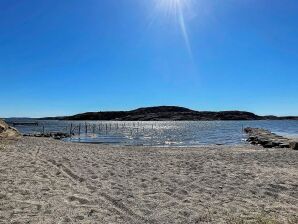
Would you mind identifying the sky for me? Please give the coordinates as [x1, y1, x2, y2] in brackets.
[0, 0, 298, 117]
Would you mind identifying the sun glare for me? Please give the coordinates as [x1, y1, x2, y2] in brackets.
[157, 0, 190, 15]
[155, 0, 193, 56]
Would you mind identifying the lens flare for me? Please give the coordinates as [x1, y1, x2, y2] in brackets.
[155, 0, 193, 56]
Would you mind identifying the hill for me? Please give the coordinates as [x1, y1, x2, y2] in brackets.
[38, 106, 298, 121]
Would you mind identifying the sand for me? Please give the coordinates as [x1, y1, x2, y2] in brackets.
[0, 137, 297, 224]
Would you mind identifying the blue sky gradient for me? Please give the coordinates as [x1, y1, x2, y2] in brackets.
[1, 0, 298, 117]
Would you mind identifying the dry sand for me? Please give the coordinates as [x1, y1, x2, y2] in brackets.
[0, 137, 297, 224]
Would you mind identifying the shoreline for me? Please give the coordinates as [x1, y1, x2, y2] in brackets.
[0, 137, 297, 223]
[63, 138, 249, 147]
[6, 119, 298, 147]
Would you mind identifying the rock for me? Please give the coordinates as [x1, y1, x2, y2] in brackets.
[289, 142, 298, 150]
[271, 141, 281, 147]
[279, 143, 290, 148]
[23, 132, 70, 140]
[0, 120, 9, 133]
[245, 127, 293, 149]
[248, 136, 257, 142]
[258, 138, 270, 145]
[0, 120, 21, 139]
[263, 142, 274, 148]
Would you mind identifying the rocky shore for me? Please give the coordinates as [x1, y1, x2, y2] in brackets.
[0, 120, 21, 139]
[23, 132, 71, 140]
[245, 127, 298, 150]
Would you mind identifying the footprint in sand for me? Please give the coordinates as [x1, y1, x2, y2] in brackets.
[67, 195, 90, 205]
[91, 175, 98, 180]
[177, 189, 188, 196]
[140, 183, 147, 189]
[75, 215, 85, 221]
[0, 193, 7, 200]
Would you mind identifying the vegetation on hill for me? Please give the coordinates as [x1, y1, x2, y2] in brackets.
[40, 106, 298, 121]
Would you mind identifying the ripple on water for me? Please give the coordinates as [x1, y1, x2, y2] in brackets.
[5, 120, 298, 146]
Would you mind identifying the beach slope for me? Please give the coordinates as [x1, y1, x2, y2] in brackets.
[0, 138, 297, 223]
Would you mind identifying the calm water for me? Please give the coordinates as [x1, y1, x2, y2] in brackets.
[5, 119, 298, 146]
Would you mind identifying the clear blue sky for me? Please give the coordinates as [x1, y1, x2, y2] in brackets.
[1, 0, 298, 117]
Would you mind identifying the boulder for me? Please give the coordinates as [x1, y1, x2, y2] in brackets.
[263, 142, 274, 148]
[0, 120, 9, 133]
[289, 142, 298, 150]
[245, 127, 295, 149]
[279, 143, 290, 148]
[247, 136, 257, 142]
[0, 120, 21, 139]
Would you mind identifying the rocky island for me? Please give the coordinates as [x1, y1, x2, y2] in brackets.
[41, 106, 298, 121]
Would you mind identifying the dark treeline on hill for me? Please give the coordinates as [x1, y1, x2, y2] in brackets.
[40, 106, 298, 121]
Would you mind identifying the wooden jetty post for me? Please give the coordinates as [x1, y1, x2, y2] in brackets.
[78, 124, 81, 136]
[70, 123, 73, 136]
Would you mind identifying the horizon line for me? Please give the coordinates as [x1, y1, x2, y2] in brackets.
[2, 105, 298, 119]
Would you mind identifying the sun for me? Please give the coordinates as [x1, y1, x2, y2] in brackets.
[154, 0, 193, 56]
[156, 0, 191, 16]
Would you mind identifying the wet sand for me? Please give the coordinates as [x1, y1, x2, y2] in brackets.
[0, 137, 297, 223]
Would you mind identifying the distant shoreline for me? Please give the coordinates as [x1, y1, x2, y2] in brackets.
[37, 106, 298, 121]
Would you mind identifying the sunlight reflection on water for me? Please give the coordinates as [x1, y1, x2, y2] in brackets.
[6, 120, 298, 146]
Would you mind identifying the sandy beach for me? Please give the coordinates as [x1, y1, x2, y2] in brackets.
[0, 137, 297, 224]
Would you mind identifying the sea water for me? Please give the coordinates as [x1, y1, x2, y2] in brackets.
[5, 119, 298, 146]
